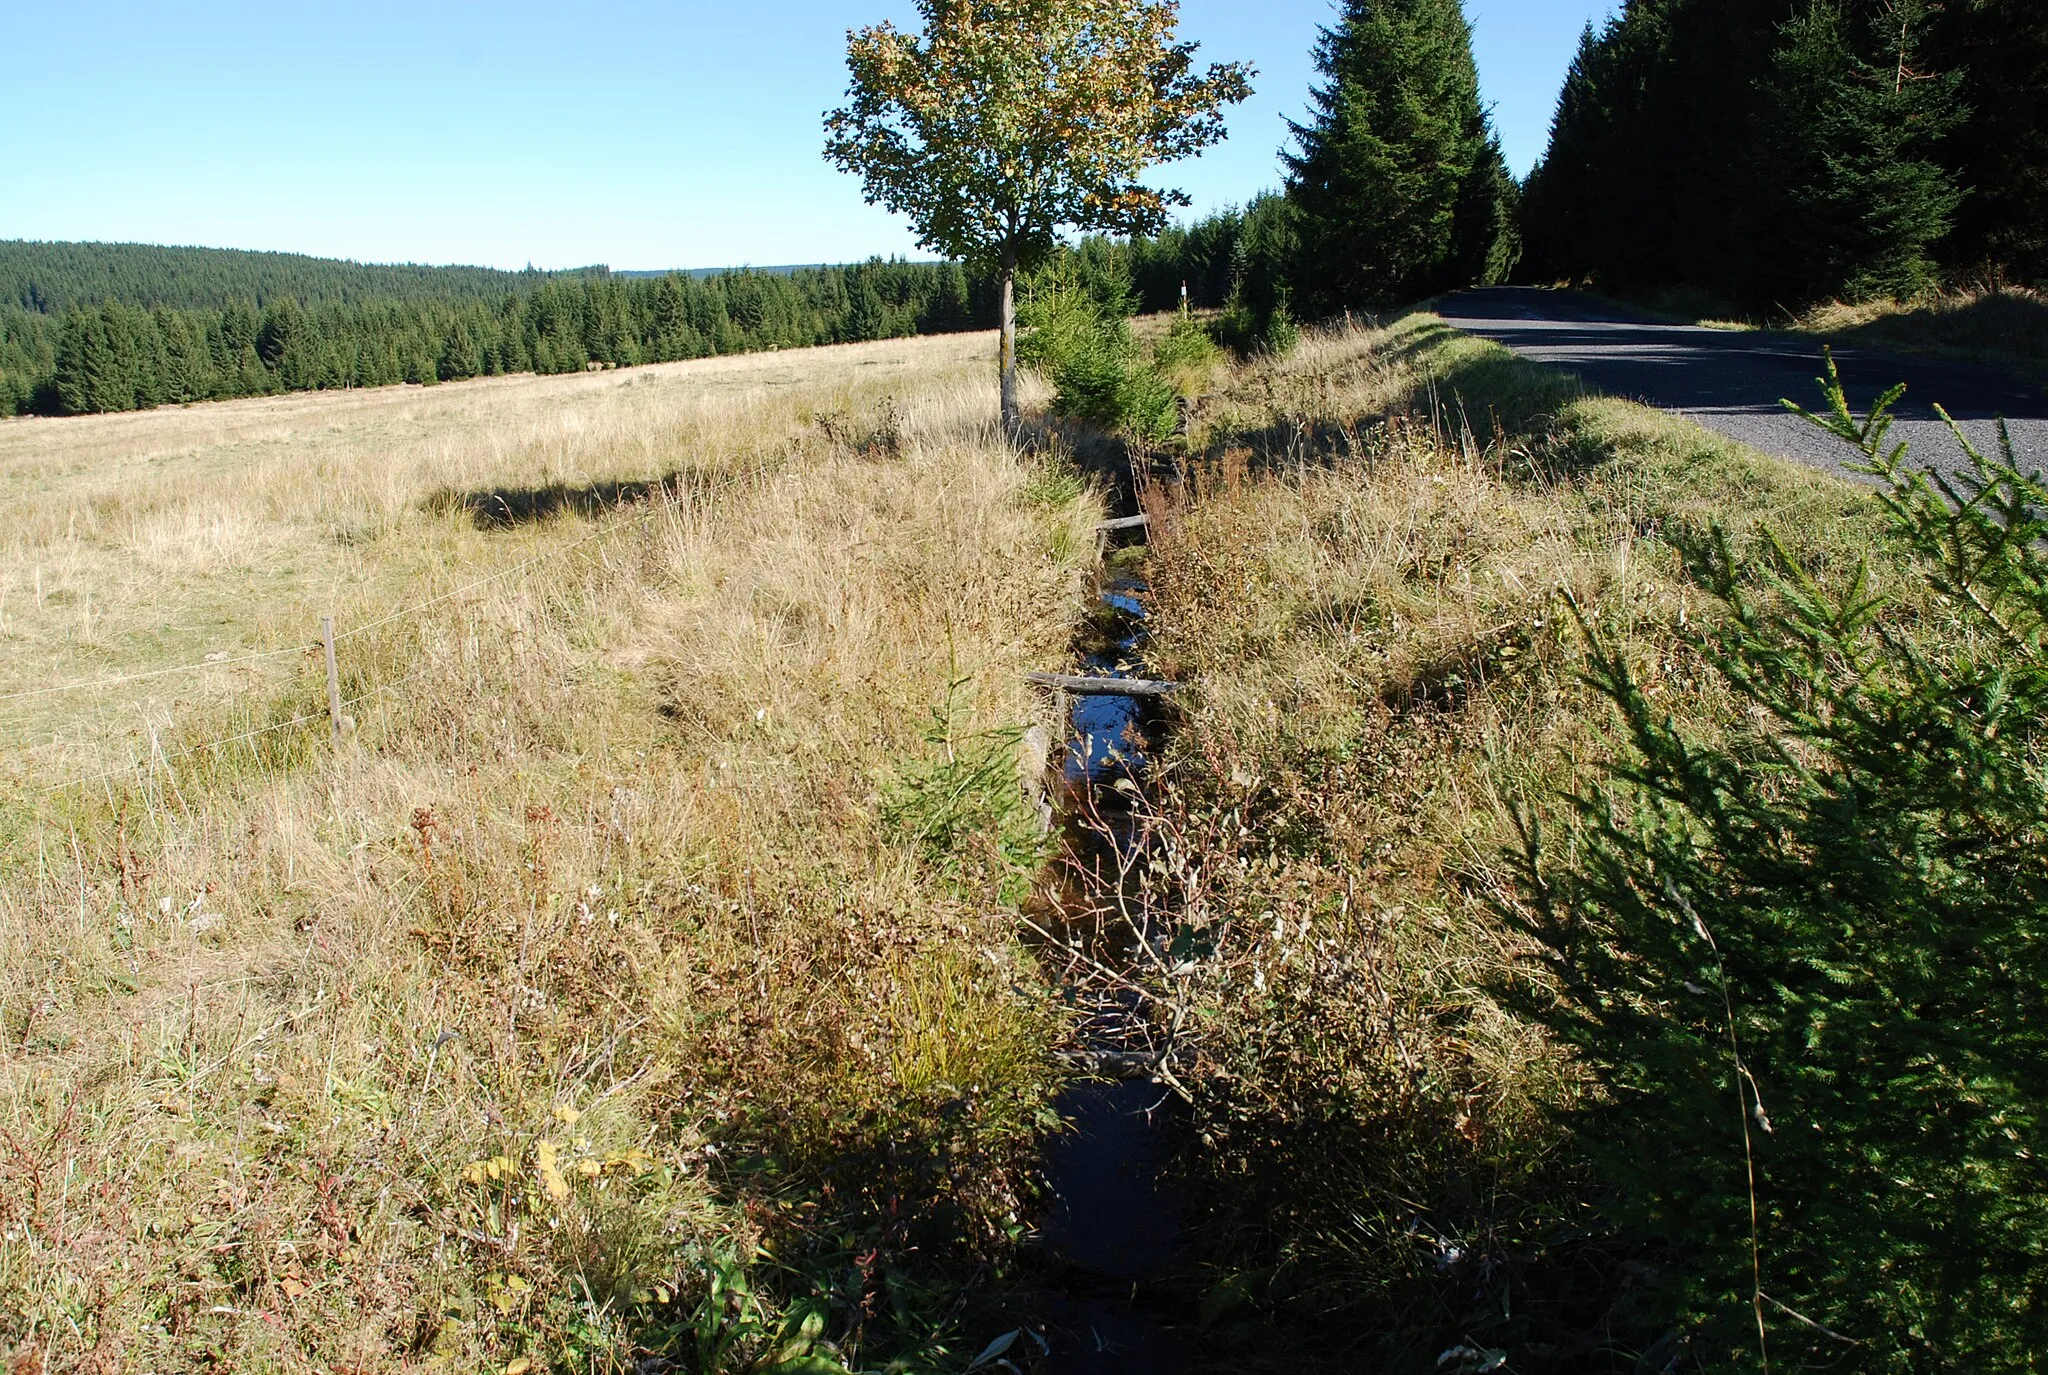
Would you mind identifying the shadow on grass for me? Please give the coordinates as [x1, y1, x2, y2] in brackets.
[1384, 315, 1586, 437]
[1179, 315, 1594, 489]
[427, 471, 699, 529]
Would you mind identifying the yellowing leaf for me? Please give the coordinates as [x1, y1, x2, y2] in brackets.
[552, 1103, 580, 1126]
[535, 1139, 571, 1203]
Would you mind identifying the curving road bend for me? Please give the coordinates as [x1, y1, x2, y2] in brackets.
[1436, 287, 2048, 483]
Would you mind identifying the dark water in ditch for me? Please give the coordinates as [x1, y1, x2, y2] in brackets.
[1024, 555, 1203, 1371]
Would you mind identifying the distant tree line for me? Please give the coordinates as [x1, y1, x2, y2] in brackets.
[1521, 0, 2048, 307]
[1, 0, 1525, 415]
[0, 239, 598, 314]
[0, 253, 993, 417]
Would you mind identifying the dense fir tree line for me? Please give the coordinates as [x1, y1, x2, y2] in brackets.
[0, 254, 993, 417]
[1521, 0, 2048, 307]
[0, 239, 598, 315]
[1066, 211, 1251, 316]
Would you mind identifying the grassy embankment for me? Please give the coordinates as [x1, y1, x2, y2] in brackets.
[1123, 312, 1909, 1367]
[1628, 282, 2048, 392]
[1789, 286, 2048, 390]
[0, 336, 1099, 1371]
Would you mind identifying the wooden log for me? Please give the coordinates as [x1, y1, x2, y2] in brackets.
[1095, 513, 1150, 532]
[1027, 671, 1179, 697]
[1055, 1047, 1166, 1076]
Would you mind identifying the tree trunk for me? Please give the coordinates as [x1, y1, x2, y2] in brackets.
[998, 257, 1020, 440]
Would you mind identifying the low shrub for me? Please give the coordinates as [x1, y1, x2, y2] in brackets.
[1019, 264, 1180, 444]
[1211, 300, 1299, 358]
[1152, 311, 1224, 378]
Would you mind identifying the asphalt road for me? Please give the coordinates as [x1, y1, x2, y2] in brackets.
[1436, 287, 2048, 482]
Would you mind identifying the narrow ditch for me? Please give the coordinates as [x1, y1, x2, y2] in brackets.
[1019, 511, 1202, 1372]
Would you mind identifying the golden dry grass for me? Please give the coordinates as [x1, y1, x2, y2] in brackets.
[1640, 283, 2048, 389]
[1792, 284, 2048, 389]
[0, 333, 1094, 1371]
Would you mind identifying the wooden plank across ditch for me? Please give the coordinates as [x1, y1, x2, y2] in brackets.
[1027, 671, 1179, 698]
[1095, 513, 1151, 532]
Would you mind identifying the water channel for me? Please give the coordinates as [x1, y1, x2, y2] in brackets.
[1022, 528, 1202, 1372]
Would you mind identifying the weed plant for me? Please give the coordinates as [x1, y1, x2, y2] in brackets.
[882, 676, 1052, 907]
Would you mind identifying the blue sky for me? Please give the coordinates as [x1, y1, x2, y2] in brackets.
[2, 1, 1616, 271]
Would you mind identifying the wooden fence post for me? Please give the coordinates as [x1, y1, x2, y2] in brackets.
[322, 616, 343, 742]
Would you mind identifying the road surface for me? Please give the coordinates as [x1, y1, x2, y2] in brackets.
[1436, 287, 2048, 481]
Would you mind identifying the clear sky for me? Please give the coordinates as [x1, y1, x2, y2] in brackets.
[2, 1, 1616, 272]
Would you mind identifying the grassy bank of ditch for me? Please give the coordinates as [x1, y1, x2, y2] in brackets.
[1126, 314, 1921, 1369]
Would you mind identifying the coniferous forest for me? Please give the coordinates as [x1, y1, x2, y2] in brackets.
[1120, 0, 2047, 332]
[0, 242, 999, 417]
[1284, 0, 1519, 314]
[1520, 0, 2048, 307]
[1076, 0, 1525, 347]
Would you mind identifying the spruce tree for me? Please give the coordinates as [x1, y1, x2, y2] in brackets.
[1933, 0, 2048, 283]
[1513, 366, 2048, 1367]
[651, 275, 689, 360]
[1517, 22, 1606, 285]
[1760, 0, 1963, 303]
[1218, 192, 1298, 348]
[1283, 0, 1514, 313]
[53, 309, 110, 414]
[848, 277, 888, 342]
[1449, 131, 1521, 287]
[256, 298, 302, 371]
[1520, 0, 1981, 306]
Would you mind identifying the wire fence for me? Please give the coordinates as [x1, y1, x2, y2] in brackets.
[40, 661, 444, 797]
[0, 642, 313, 705]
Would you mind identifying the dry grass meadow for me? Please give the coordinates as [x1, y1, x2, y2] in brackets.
[0, 333, 1100, 1371]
